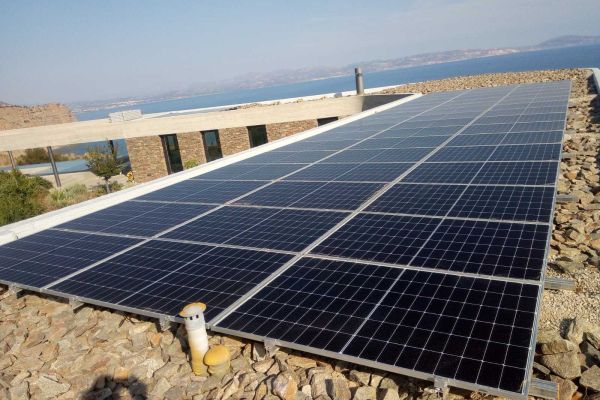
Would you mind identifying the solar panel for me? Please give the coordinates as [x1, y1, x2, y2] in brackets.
[56, 202, 215, 236]
[0, 80, 571, 398]
[48, 241, 293, 320]
[0, 230, 141, 287]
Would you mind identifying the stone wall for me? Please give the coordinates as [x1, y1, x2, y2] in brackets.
[125, 119, 320, 182]
[177, 132, 206, 167]
[219, 127, 251, 156]
[266, 119, 318, 142]
[126, 136, 168, 183]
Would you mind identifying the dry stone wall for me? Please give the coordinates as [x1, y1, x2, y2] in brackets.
[126, 136, 168, 183]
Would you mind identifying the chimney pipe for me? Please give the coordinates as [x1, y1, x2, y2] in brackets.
[355, 67, 364, 95]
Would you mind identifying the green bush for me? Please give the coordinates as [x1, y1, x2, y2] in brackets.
[17, 148, 67, 165]
[95, 181, 123, 195]
[47, 184, 90, 209]
[184, 159, 200, 169]
[0, 170, 52, 225]
[86, 142, 123, 193]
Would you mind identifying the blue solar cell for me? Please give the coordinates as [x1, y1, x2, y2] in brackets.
[0, 230, 140, 287]
[137, 180, 266, 203]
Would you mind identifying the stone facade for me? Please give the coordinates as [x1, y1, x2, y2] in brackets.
[265, 119, 318, 142]
[125, 119, 321, 182]
[219, 127, 251, 156]
[126, 136, 168, 183]
[177, 132, 206, 167]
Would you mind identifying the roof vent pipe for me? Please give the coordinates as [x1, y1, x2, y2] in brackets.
[179, 302, 209, 376]
[355, 67, 365, 95]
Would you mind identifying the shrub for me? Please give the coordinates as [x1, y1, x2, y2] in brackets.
[47, 184, 91, 209]
[86, 142, 124, 193]
[95, 181, 123, 195]
[184, 159, 200, 169]
[0, 170, 52, 225]
[17, 148, 68, 165]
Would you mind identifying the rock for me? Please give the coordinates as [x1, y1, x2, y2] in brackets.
[567, 318, 591, 344]
[113, 366, 129, 381]
[582, 340, 600, 364]
[378, 388, 401, 400]
[287, 355, 317, 369]
[554, 259, 580, 274]
[201, 376, 221, 392]
[148, 332, 162, 348]
[231, 356, 252, 372]
[585, 328, 600, 350]
[272, 373, 298, 400]
[539, 351, 581, 379]
[252, 343, 267, 361]
[164, 386, 186, 400]
[369, 373, 384, 388]
[533, 361, 551, 375]
[83, 388, 112, 400]
[222, 376, 241, 399]
[253, 359, 274, 374]
[310, 372, 329, 398]
[149, 377, 171, 399]
[550, 376, 578, 400]
[8, 382, 29, 400]
[349, 370, 370, 386]
[539, 339, 578, 355]
[580, 365, 600, 392]
[36, 375, 71, 399]
[353, 386, 377, 400]
[153, 363, 179, 380]
[326, 378, 351, 400]
[301, 385, 312, 397]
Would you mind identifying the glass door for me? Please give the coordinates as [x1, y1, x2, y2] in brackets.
[160, 134, 183, 173]
[202, 130, 223, 162]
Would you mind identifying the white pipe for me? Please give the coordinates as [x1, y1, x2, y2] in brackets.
[180, 302, 209, 375]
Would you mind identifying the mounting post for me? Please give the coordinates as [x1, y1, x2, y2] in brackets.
[529, 378, 558, 399]
[263, 338, 279, 357]
[355, 67, 365, 95]
[47, 146, 61, 188]
[69, 298, 84, 311]
[544, 276, 576, 291]
[7, 151, 16, 169]
[158, 317, 173, 332]
[8, 285, 23, 298]
[433, 376, 449, 399]
[555, 194, 578, 203]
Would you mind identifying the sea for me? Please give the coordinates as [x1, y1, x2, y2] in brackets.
[75, 44, 600, 121]
[9, 44, 596, 174]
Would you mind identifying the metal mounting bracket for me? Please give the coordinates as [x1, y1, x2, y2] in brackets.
[158, 317, 173, 332]
[433, 376, 450, 399]
[69, 298, 84, 311]
[555, 194, 578, 203]
[544, 276, 576, 291]
[7, 285, 23, 298]
[529, 378, 558, 400]
[263, 338, 279, 357]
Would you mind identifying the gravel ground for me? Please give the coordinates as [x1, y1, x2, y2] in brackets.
[1, 69, 599, 400]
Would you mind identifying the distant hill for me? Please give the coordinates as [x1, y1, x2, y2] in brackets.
[535, 35, 600, 49]
[71, 34, 600, 112]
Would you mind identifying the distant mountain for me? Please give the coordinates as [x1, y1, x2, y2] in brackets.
[71, 34, 600, 112]
[535, 35, 600, 49]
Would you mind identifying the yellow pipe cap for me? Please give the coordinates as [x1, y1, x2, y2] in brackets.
[179, 302, 207, 317]
[203, 345, 230, 366]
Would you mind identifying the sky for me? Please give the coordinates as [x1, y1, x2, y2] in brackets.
[0, 0, 598, 105]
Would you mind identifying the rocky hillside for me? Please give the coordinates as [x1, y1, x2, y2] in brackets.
[0, 103, 75, 131]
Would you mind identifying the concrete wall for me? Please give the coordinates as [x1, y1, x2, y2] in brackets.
[0, 95, 408, 152]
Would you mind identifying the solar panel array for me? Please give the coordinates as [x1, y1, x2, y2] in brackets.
[0, 80, 570, 397]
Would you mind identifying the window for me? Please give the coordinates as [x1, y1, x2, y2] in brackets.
[160, 134, 183, 173]
[318, 117, 338, 126]
[202, 130, 223, 162]
[248, 125, 268, 147]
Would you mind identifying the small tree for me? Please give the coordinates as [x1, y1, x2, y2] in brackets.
[85, 142, 123, 193]
[0, 169, 52, 225]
